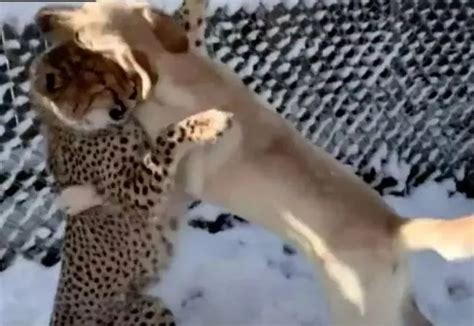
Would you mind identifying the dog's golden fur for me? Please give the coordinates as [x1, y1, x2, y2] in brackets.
[35, 2, 474, 325]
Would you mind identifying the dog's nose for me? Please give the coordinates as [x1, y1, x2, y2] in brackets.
[45, 73, 56, 92]
[36, 10, 53, 33]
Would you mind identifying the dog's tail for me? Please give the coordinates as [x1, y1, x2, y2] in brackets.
[397, 214, 474, 260]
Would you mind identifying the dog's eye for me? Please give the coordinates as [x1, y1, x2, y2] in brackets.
[45, 73, 57, 92]
[74, 32, 82, 44]
[128, 88, 138, 100]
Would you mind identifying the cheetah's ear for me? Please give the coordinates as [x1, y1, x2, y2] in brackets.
[142, 8, 189, 54]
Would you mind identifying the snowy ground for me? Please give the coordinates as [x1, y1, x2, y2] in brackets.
[1, 180, 474, 326]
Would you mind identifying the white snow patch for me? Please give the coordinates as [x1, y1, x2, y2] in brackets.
[384, 179, 474, 220]
[0, 258, 60, 326]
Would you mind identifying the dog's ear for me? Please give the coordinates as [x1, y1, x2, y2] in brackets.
[35, 5, 79, 43]
[129, 49, 159, 100]
[142, 8, 189, 54]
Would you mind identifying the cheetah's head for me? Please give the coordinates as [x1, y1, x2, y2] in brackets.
[30, 41, 144, 131]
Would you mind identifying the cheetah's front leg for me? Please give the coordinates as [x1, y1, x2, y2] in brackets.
[111, 294, 175, 326]
[175, 0, 209, 55]
[115, 109, 232, 211]
[144, 108, 233, 175]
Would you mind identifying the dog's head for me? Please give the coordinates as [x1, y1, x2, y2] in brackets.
[35, 1, 190, 100]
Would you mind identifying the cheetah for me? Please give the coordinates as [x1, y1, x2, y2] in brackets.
[29, 39, 233, 326]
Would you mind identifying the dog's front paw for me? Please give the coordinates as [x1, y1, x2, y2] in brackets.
[59, 185, 103, 216]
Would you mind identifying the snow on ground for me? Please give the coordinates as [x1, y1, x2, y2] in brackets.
[1, 180, 473, 326]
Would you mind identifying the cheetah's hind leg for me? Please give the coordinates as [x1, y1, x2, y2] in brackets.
[112, 294, 175, 326]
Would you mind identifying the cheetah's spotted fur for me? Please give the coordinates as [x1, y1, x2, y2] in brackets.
[47, 109, 232, 326]
[30, 1, 214, 324]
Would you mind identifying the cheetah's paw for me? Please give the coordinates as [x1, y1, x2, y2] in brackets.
[188, 108, 234, 144]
